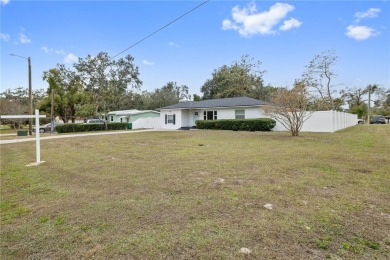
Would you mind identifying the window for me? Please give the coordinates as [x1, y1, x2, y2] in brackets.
[204, 111, 217, 120]
[165, 114, 176, 125]
[235, 110, 245, 119]
[110, 116, 113, 122]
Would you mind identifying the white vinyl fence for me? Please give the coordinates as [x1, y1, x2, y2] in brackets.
[273, 110, 358, 133]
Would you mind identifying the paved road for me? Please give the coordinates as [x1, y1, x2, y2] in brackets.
[0, 129, 172, 145]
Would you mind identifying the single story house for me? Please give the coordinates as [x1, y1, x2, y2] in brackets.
[158, 97, 272, 130]
[106, 110, 160, 123]
[102, 109, 161, 129]
[158, 97, 358, 132]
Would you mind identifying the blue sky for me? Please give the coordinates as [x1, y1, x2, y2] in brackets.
[1, 0, 389, 97]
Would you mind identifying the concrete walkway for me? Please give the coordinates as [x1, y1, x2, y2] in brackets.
[0, 129, 171, 145]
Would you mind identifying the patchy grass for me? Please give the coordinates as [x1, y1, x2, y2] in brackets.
[1, 125, 389, 259]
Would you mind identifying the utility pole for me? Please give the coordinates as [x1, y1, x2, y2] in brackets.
[10, 54, 33, 135]
[367, 85, 371, 125]
[50, 89, 55, 134]
[28, 57, 32, 135]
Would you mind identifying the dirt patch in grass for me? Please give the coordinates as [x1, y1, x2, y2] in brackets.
[1, 125, 389, 259]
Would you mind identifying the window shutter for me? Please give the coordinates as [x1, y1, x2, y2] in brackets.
[165, 114, 167, 124]
[173, 114, 176, 125]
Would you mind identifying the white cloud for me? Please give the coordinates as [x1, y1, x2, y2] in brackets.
[0, 0, 10, 5]
[355, 8, 381, 22]
[0, 33, 10, 41]
[41, 46, 67, 55]
[346, 25, 379, 40]
[222, 2, 299, 36]
[41, 46, 51, 54]
[279, 18, 302, 31]
[169, 42, 179, 48]
[64, 53, 78, 64]
[19, 33, 31, 44]
[142, 60, 154, 65]
[55, 49, 66, 55]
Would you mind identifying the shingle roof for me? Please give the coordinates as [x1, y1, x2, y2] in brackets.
[107, 110, 158, 116]
[158, 97, 268, 110]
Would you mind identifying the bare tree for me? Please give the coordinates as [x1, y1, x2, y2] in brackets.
[264, 81, 313, 136]
[302, 50, 339, 110]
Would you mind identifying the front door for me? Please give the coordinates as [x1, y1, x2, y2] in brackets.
[193, 112, 199, 126]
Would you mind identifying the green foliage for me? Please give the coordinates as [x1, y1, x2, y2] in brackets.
[193, 94, 202, 101]
[56, 123, 104, 133]
[350, 103, 367, 119]
[56, 123, 127, 133]
[195, 118, 276, 131]
[316, 237, 332, 250]
[40, 67, 87, 123]
[200, 55, 275, 101]
[142, 82, 191, 110]
[107, 123, 128, 130]
[74, 52, 142, 114]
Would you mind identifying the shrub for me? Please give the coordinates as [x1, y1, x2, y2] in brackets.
[195, 118, 276, 131]
[56, 123, 127, 133]
[107, 123, 128, 130]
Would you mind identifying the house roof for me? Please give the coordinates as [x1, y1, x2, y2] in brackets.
[158, 97, 269, 110]
[107, 110, 159, 116]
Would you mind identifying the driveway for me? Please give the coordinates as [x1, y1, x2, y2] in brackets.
[0, 129, 174, 145]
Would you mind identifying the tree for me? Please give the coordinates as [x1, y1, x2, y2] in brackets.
[0, 87, 29, 129]
[302, 50, 339, 110]
[145, 82, 191, 110]
[201, 55, 273, 100]
[193, 94, 202, 101]
[340, 87, 368, 109]
[74, 52, 142, 116]
[341, 84, 386, 119]
[264, 81, 313, 136]
[39, 67, 86, 123]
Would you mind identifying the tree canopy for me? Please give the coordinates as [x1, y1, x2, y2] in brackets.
[200, 55, 275, 101]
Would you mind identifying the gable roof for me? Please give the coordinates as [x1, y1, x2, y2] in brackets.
[107, 110, 159, 116]
[159, 97, 268, 110]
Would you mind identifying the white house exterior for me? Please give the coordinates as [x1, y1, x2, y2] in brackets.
[105, 110, 160, 129]
[158, 97, 358, 132]
[158, 97, 270, 130]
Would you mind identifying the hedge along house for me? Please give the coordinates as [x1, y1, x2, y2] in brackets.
[158, 97, 273, 130]
[106, 110, 160, 128]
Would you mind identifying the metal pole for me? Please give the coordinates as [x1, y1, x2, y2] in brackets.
[51, 89, 54, 134]
[367, 85, 371, 125]
[28, 57, 33, 135]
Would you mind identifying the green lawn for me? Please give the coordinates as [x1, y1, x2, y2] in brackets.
[1, 126, 389, 259]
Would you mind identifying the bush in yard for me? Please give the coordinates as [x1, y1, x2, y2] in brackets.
[107, 123, 128, 130]
[195, 118, 276, 131]
[56, 123, 127, 133]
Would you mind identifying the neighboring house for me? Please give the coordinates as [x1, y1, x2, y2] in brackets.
[103, 109, 160, 129]
[158, 97, 272, 130]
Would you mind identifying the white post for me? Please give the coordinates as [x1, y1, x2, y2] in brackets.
[35, 109, 41, 163]
[0, 111, 46, 166]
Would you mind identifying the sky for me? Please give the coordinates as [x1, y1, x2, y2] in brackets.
[1, 0, 389, 98]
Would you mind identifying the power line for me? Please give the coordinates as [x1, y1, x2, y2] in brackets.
[112, 0, 210, 59]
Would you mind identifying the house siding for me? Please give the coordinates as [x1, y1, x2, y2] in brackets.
[160, 110, 183, 130]
[108, 111, 159, 123]
[160, 107, 266, 129]
[129, 112, 160, 123]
